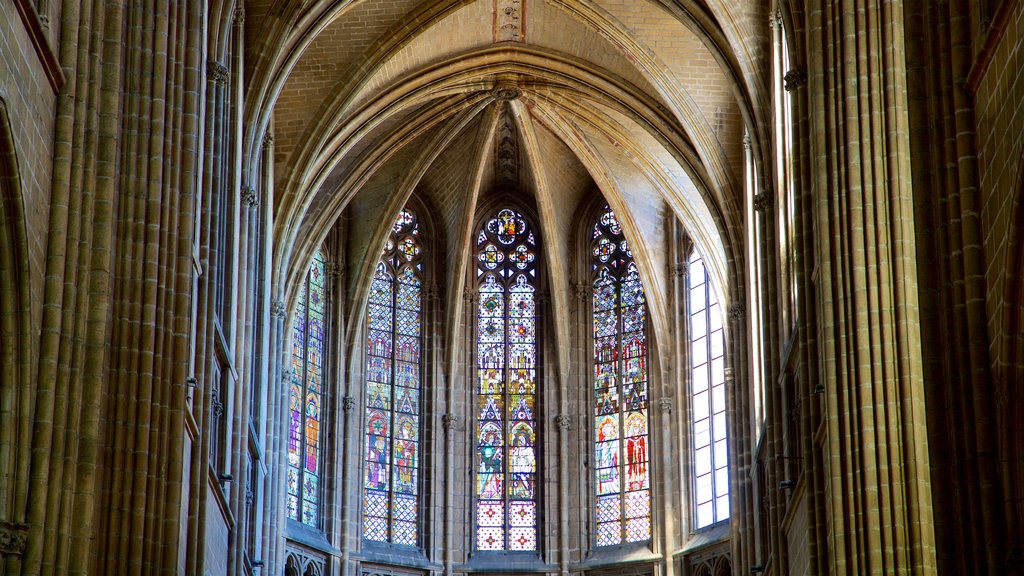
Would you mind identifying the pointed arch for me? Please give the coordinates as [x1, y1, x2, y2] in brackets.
[474, 207, 541, 552]
[363, 207, 426, 546]
[590, 205, 652, 546]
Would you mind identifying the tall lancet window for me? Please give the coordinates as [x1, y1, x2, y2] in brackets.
[591, 206, 652, 546]
[688, 250, 730, 528]
[475, 208, 539, 551]
[363, 208, 424, 546]
[288, 249, 328, 527]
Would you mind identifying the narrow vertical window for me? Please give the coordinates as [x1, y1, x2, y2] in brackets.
[688, 250, 729, 528]
[288, 249, 328, 527]
[592, 206, 651, 546]
[475, 208, 539, 551]
[363, 208, 423, 546]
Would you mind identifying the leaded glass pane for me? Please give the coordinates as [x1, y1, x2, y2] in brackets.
[591, 206, 652, 545]
[287, 250, 328, 527]
[363, 208, 424, 545]
[689, 251, 730, 529]
[475, 208, 540, 551]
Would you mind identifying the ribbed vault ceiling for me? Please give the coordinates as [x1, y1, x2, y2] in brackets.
[242, 0, 766, 346]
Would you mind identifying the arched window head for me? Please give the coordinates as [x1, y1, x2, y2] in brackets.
[688, 250, 730, 528]
[363, 208, 424, 546]
[591, 205, 652, 546]
[475, 208, 539, 551]
[288, 249, 328, 527]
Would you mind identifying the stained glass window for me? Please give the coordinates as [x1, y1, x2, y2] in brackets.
[363, 208, 424, 546]
[591, 206, 651, 546]
[688, 250, 730, 528]
[475, 208, 539, 552]
[288, 249, 328, 527]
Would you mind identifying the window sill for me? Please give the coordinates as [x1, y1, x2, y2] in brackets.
[575, 542, 660, 570]
[677, 522, 730, 555]
[459, 551, 555, 573]
[285, 520, 339, 556]
[358, 542, 442, 571]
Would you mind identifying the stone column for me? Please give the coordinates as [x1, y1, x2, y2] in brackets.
[806, 1, 936, 573]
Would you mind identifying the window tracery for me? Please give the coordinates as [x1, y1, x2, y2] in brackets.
[475, 208, 539, 551]
[688, 250, 729, 528]
[288, 249, 328, 526]
[363, 208, 424, 546]
[591, 205, 652, 546]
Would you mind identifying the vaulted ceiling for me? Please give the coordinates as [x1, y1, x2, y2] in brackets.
[242, 0, 768, 351]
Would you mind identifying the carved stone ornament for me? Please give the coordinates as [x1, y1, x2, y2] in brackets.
[442, 413, 462, 431]
[729, 303, 745, 321]
[743, 132, 752, 151]
[342, 396, 356, 413]
[328, 261, 343, 279]
[0, 521, 29, 555]
[492, 85, 522, 101]
[573, 282, 590, 301]
[271, 299, 286, 318]
[262, 131, 275, 149]
[426, 283, 441, 302]
[463, 286, 478, 304]
[207, 60, 229, 85]
[753, 191, 774, 213]
[554, 414, 571, 431]
[281, 369, 292, 382]
[659, 398, 674, 414]
[784, 67, 808, 92]
[769, 8, 783, 29]
[674, 260, 690, 278]
[241, 185, 258, 207]
[233, 4, 245, 25]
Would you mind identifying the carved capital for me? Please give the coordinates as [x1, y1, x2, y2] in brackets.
[241, 185, 258, 207]
[233, 4, 245, 25]
[659, 398, 674, 414]
[729, 303, 745, 321]
[554, 413, 571, 431]
[753, 192, 774, 213]
[328, 260, 343, 279]
[271, 299, 286, 318]
[207, 60, 229, 85]
[281, 368, 292, 382]
[784, 67, 807, 91]
[342, 396, 355, 413]
[674, 260, 689, 278]
[463, 287, 478, 304]
[426, 283, 441, 302]
[743, 132, 752, 151]
[0, 521, 29, 555]
[573, 282, 590, 301]
[769, 8, 783, 29]
[262, 131, 275, 149]
[442, 413, 462, 432]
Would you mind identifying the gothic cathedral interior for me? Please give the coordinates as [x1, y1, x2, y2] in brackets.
[1, 1, 1022, 575]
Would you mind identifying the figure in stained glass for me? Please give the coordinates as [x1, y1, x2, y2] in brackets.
[590, 205, 652, 545]
[474, 208, 540, 551]
[287, 249, 329, 528]
[362, 208, 424, 546]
